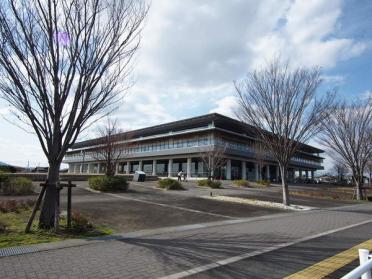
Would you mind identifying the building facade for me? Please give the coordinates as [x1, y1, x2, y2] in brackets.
[63, 113, 324, 181]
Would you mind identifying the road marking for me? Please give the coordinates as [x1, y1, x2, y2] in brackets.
[284, 239, 372, 279]
[158, 219, 372, 279]
[83, 187, 236, 219]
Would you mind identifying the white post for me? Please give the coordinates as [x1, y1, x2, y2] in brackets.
[115, 163, 119, 175]
[241, 161, 246, 180]
[96, 163, 100, 174]
[79, 163, 83, 174]
[152, 160, 157, 176]
[187, 158, 192, 179]
[168, 159, 173, 177]
[255, 163, 259, 181]
[126, 162, 130, 174]
[266, 165, 270, 180]
[226, 159, 231, 180]
[359, 249, 372, 279]
[139, 160, 143, 171]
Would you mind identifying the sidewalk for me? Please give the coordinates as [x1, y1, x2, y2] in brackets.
[0, 204, 371, 279]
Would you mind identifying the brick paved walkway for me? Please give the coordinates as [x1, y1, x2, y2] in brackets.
[1, 204, 372, 279]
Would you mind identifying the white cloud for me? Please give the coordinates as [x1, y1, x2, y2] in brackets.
[249, 0, 369, 69]
[209, 96, 238, 118]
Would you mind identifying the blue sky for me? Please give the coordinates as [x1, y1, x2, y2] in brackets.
[0, 0, 371, 172]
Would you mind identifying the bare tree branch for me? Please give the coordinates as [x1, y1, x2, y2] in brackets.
[318, 98, 372, 200]
[0, 0, 148, 228]
[235, 58, 334, 205]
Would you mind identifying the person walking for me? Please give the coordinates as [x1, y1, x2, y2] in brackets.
[178, 170, 183, 182]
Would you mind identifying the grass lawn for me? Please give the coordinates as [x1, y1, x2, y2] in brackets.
[0, 209, 113, 249]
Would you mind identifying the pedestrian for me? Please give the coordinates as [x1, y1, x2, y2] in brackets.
[178, 170, 183, 182]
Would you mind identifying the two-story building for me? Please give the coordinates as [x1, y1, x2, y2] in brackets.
[63, 113, 324, 181]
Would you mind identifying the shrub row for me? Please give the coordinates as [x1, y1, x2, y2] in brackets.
[88, 176, 128, 192]
[158, 178, 184, 190]
[256, 179, 271, 186]
[233, 179, 250, 187]
[0, 174, 34, 195]
[197, 179, 222, 189]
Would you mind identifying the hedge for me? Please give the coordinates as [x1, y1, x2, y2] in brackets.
[158, 178, 184, 190]
[197, 179, 222, 189]
[88, 176, 129, 192]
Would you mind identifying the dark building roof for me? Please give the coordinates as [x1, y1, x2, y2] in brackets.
[71, 113, 324, 154]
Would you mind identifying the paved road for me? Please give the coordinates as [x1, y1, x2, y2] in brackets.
[1, 203, 372, 279]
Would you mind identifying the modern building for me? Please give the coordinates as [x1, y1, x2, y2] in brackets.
[63, 113, 324, 181]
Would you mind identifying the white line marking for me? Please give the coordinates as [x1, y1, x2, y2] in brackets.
[83, 187, 236, 219]
[158, 218, 372, 279]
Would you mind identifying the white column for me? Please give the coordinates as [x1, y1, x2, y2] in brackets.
[255, 163, 259, 181]
[168, 159, 173, 177]
[241, 161, 246, 180]
[187, 158, 192, 179]
[139, 160, 143, 171]
[88, 163, 94, 174]
[152, 160, 157, 176]
[115, 163, 119, 175]
[126, 161, 130, 174]
[226, 159, 231, 180]
[311, 170, 315, 180]
[276, 166, 280, 181]
[96, 163, 100, 174]
[266, 165, 270, 180]
[79, 163, 83, 174]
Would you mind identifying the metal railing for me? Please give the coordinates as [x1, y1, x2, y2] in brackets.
[341, 249, 372, 279]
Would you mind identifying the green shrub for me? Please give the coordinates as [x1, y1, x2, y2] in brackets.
[0, 177, 34, 195]
[256, 179, 271, 186]
[198, 179, 222, 189]
[88, 176, 128, 192]
[70, 211, 93, 233]
[233, 179, 250, 187]
[158, 178, 184, 190]
[197, 179, 209, 186]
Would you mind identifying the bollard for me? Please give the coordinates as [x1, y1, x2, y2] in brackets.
[359, 249, 372, 279]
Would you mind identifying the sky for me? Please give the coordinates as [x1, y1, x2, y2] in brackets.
[0, 0, 371, 172]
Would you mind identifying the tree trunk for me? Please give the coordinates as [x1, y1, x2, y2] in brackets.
[353, 170, 364, 200]
[39, 162, 61, 229]
[279, 164, 290, 206]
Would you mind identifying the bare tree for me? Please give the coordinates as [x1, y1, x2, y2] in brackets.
[332, 162, 348, 183]
[0, 0, 148, 228]
[367, 160, 372, 187]
[319, 99, 372, 200]
[235, 59, 334, 205]
[199, 143, 227, 180]
[92, 118, 130, 177]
